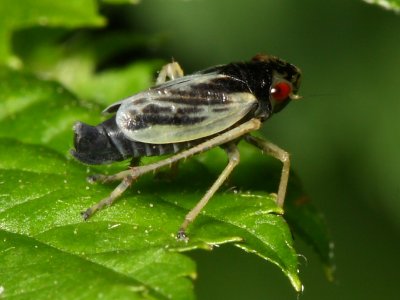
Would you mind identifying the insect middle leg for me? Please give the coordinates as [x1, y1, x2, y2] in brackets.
[177, 142, 240, 240]
[244, 135, 290, 208]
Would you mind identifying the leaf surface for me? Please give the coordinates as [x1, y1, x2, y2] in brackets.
[0, 69, 305, 298]
[0, 0, 105, 65]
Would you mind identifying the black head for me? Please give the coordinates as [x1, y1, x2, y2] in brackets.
[71, 122, 123, 165]
[251, 54, 302, 118]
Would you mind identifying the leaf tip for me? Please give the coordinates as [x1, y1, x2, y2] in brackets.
[288, 272, 303, 293]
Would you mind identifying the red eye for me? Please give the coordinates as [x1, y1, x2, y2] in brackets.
[271, 82, 292, 101]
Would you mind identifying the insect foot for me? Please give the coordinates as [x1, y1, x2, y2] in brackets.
[81, 208, 93, 221]
[176, 228, 189, 242]
[87, 174, 105, 184]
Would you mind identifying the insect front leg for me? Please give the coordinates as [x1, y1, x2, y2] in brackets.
[244, 135, 290, 208]
[156, 61, 184, 84]
[177, 142, 240, 240]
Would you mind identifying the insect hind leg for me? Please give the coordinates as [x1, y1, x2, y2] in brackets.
[177, 142, 240, 240]
[156, 61, 184, 84]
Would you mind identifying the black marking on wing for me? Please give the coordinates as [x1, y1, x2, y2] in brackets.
[212, 107, 230, 113]
[151, 75, 250, 106]
[156, 92, 229, 106]
[142, 104, 173, 114]
[125, 113, 207, 130]
[196, 77, 250, 94]
[132, 98, 148, 105]
[176, 107, 204, 114]
[141, 104, 204, 115]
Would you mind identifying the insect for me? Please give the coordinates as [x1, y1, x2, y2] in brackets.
[71, 54, 302, 240]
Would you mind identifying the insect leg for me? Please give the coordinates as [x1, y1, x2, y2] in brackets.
[244, 135, 290, 208]
[177, 142, 240, 240]
[156, 61, 184, 84]
[82, 175, 135, 220]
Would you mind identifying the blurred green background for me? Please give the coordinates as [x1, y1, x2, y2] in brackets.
[2, 0, 399, 299]
[126, 0, 400, 299]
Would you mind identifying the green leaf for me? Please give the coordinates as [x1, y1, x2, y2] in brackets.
[363, 0, 400, 13]
[0, 69, 306, 298]
[0, 138, 301, 298]
[0, 68, 102, 154]
[0, 0, 106, 65]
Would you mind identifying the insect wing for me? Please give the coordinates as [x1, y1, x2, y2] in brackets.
[115, 73, 257, 144]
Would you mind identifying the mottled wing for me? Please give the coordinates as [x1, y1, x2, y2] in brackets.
[114, 73, 257, 144]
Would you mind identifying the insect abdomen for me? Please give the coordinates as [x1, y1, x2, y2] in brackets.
[72, 116, 198, 165]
